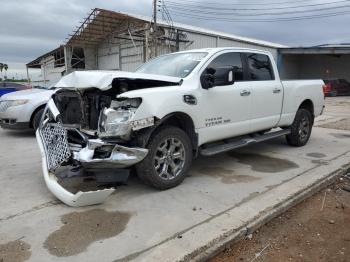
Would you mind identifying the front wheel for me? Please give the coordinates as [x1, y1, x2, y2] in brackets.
[32, 108, 44, 130]
[136, 127, 193, 190]
[286, 108, 313, 147]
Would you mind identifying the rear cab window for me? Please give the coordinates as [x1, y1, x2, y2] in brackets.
[246, 53, 275, 81]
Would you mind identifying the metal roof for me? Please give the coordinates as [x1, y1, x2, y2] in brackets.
[65, 8, 285, 49]
[26, 46, 64, 68]
[128, 13, 286, 49]
[279, 45, 350, 54]
[66, 8, 147, 47]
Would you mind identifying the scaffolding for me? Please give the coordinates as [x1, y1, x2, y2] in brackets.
[26, 8, 190, 84]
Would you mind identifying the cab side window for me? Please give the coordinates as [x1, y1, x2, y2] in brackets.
[247, 53, 274, 81]
[207, 52, 244, 82]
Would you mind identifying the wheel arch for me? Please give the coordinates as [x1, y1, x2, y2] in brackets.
[298, 99, 314, 119]
[135, 112, 198, 154]
[29, 104, 46, 128]
[296, 99, 315, 126]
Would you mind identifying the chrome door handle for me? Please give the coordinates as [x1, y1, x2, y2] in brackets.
[240, 90, 251, 96]
[273, 88, 281, 94]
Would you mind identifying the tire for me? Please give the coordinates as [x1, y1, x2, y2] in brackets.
[32, 108, 44, 130]
[136, 126, 193, 190]
[286, 108, 313, 147]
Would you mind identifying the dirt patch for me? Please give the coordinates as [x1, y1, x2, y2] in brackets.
[211, 179, 350, 262]
[0, 239, 31, 262]
[329, 133, 350, 139]
[307, 152, 327, 158]
[319, 118, 350, 131]
[196, 167, 260, 184]
[227, 153, 299, 173]
[44, 209, 131, 257]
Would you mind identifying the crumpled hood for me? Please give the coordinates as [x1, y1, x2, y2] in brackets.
[54, 70, 182, 90]
[0, 88, 54, 101]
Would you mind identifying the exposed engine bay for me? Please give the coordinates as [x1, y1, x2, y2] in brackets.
[48, 77, 183, 171]
[36, 76, 181, 206]
[52, 77, 178, 138]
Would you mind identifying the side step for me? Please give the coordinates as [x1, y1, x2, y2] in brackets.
[199, 129, 291, 156]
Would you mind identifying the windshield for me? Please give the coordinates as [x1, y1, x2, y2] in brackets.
[136, 52, 208, 78]
[34, 79, 59, 90]
[34, 85, 51, 90]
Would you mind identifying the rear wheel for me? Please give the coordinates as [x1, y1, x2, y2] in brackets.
[136, 126, 193, 190]
[286, 108, 313, 147]
[32, 108, 44, 130]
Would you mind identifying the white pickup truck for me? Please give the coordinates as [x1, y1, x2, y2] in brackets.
[36, 48, 325, 206]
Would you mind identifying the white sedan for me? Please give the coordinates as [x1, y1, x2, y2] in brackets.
[0, 87, 54, 130]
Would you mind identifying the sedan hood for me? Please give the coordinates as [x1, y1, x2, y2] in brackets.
[0, 88, 54, 100]
[54, 70, 182, 91]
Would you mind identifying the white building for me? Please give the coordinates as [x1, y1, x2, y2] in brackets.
[26, 8, 283, 86]
[27, 8, 350, 86]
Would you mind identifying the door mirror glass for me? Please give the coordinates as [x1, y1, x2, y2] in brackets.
[201, 66, 235, 89]
[228, 70, 233, 82]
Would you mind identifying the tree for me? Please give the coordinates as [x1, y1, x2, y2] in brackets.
[3, 64, 8, 79]
[0, 63, 3, 80]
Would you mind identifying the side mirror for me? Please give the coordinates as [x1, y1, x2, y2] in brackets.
[201, 66, 236, 89]
[214, 66, 235, 87]
[200, 73, 215, 90]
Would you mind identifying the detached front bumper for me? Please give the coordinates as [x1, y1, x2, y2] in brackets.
[36, 101, 148, 207]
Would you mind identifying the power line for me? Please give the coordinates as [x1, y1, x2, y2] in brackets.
[159, 0, 176, 41]
[169, 9, 350, 22]
[165, 0, 350, 11]
[166, 3, 350, 16]
[165, 0, 312, 6]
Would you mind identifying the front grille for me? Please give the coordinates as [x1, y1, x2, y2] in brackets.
[0, 101, 12, 112]
[40, 122, 71, 171]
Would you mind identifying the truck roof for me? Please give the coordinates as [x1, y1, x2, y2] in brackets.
[174, 47, 272, 56]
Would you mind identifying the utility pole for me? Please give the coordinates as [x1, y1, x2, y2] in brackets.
[153, 0, 158, 57]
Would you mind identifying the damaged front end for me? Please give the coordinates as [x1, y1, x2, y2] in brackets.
[36, 88, 153, 207]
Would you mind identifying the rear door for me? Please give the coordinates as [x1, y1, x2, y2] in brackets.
[245, 53, 283, 132]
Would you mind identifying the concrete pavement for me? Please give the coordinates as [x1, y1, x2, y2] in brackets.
[0, 97, 349, 262]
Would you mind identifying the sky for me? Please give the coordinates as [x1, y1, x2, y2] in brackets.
[1, 0, 350, 78]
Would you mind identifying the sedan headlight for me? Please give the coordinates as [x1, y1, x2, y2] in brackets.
[8, 99, 29, 107]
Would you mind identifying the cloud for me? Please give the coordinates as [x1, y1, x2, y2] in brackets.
[1, 0, 349, 77]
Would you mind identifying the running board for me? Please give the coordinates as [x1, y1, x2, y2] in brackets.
[200, 129, 291, 156]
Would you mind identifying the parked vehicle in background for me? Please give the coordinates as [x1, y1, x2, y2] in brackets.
[36, 47, 325, 207]
[323, 79, 350, 97]
[0, 85, 54, 130]
[0, 82, 31, 97]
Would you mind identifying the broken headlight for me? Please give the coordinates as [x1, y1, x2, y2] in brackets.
[98, 108, 134, 138]
[98, 98, 154, 138]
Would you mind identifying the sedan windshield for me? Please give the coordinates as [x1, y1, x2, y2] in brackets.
[136, 52, 208, 78]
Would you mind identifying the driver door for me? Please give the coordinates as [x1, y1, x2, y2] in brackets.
[198, 52, 252, 145]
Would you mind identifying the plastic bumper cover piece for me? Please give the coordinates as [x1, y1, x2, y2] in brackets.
[36, 101, 148, 207]
[36, 128, 115, 207]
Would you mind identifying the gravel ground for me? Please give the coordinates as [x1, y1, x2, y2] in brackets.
[318, 97, 350, 131]
[319, 118, 350, 131]
[210, 178, 350, 262]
